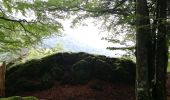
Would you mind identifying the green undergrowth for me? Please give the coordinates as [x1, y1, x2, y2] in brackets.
[167, 62, 170, 72]
[6, 52, 136, 96]
[0, 96, 38, 100]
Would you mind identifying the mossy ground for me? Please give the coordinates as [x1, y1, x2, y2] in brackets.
[0, 96, 38, 100]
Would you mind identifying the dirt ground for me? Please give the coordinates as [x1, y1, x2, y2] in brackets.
[166, 74, 170, 100]
[21, 74, 170, 100]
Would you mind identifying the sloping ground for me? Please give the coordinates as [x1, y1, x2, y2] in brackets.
[5, 52, 136, 99]
[22, 80, 135, 100]
[19, 73, 170, 100]
[166, 73, 170, 100]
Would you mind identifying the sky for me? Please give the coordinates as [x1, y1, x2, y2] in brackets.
[9, 4, 127, 58]
[42, 19, 126, 57]
[0, 7, 126, 62]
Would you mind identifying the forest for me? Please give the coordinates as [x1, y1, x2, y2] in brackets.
[0, 0, 170, 100]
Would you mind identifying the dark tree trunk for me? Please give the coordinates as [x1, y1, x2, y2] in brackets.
[136, 0, 168, 100]
[150, 1, 158, 99]
[136, 0, 152, 99]
[154, 0, 168, 100]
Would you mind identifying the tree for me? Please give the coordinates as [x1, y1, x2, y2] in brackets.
[154, 0, 168, 99]
[0, 0, 63, 54]
[0, 61, 6, 97]
[0, 0, 64, 96]
[136, 0, 168, 100]
[136, 0, 152, 99]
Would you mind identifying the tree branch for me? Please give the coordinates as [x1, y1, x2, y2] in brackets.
[107, 46, 135, 50]
[113, 0, 128, 10]
[47, 0, 129, 16]
[0, 16, 27, 23]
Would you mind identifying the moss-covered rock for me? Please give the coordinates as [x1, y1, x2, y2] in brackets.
[49, 64, 64, 80]
[113, 59, 136, 84]
[40, 72, 54, 89]
[6, 59, 64, 95]
[6, 52, 136, 96]
[93, 59, 114, 81]
[71, 60, 93, 83]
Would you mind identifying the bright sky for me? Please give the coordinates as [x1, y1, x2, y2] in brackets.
[13, 10, 126, 57]
[62, 19, 113, 49]
[43, 18, 126, 57]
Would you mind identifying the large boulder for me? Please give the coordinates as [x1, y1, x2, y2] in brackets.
[5, 52, 136, 96]
[113, 59, 136, 84]
[93, 59, 115, 81]
[71, 60, 93, 84]
[6, 59, 64, 95]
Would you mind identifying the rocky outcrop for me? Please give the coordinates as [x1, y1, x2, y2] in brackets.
[5, 52, 135, 96]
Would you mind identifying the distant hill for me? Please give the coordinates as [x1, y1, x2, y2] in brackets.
[42, 35, 125, 57]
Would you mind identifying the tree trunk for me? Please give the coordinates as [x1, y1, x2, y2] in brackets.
[155, 0, 168, 99]
[0, 61, 6, 97]
[136, 0, 152, 99]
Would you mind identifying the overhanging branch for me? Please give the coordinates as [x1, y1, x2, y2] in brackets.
[0, 16, 27, 23]
[47, 0, 129, 16]
[107, 46, 135, 50]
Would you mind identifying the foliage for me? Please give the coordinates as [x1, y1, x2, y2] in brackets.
[167, 62, 170, 72]
[23, 43, 64, 61]
[0, 96, 38, 100]
[0, 0, 140, 60]
[0, 0, 64, 55]
[43, 0, 137, 54]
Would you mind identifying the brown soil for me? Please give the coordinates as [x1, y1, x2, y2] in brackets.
[167, 74, 170, 100]
[22, 80, 135, 100]
[21, 74, 170, 100]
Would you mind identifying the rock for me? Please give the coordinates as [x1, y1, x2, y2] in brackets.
[71, 60, 93, 84]
[113, 59, 136, 84]
[40, 73, 54, 89]
[93, 59, 114, 81]
[50, 64, 64, 80]
[6, 52, 136, 96]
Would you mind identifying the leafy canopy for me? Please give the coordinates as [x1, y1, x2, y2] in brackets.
[0, 0, 64, 53]
[0, 0, 138, 61]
